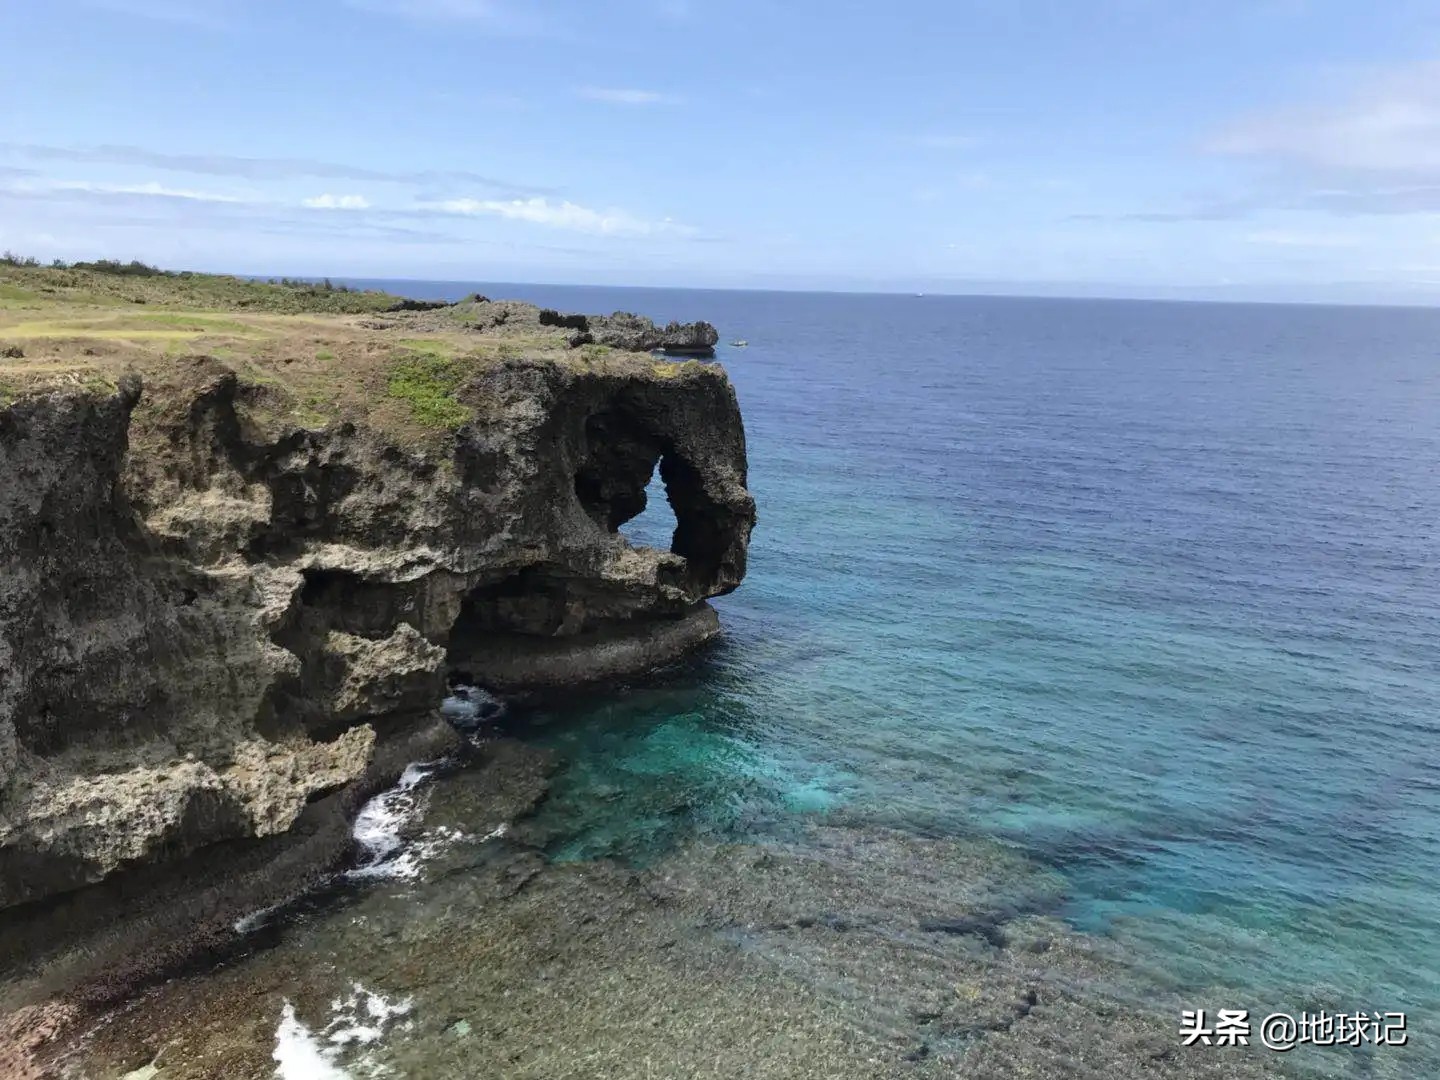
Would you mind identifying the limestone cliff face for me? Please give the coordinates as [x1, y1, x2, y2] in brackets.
[0, 355, 754, 914]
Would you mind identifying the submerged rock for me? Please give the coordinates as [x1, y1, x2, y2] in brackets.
[53, 807, 1290, 1080]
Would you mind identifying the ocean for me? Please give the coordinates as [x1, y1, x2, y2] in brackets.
[77, 285, 1440, 1077]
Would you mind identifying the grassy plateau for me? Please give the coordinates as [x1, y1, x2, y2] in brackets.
[0, 257, 694, 443]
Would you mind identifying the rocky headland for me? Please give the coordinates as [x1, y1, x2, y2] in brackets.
[0, 263, 752, 1072]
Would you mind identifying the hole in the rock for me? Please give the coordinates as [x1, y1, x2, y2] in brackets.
[618, 465, 676, 550]
[570, 407, 733, 585]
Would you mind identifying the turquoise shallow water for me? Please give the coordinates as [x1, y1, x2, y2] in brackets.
[379, 282, 1440, 1067]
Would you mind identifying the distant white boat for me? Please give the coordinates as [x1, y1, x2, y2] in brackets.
[730, 339, 748, 347]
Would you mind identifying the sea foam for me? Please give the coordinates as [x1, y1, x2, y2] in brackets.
[347, 762, 435, 879]
[273, 985, 413, 1079]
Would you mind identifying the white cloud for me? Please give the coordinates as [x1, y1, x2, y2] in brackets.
[303, 193, 372, 210]
[1097, 58, 1440, 221]
[1210, 61, 1440, 176]
[578, 86, 679, 106]
[420, 196, 691, 236]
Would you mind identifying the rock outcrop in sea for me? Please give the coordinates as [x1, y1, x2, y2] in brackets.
[0, 333, 753, 955]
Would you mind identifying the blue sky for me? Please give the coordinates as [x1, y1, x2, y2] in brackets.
[8, 1, 1440, 299]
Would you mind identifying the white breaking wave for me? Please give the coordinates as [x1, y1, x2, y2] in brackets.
[273, 1002, 354, 1080]
[233, 898, 287, 934]
[273, 985, 413, 1079]
[346, 762, 436, 879]
[346, 761, 510, 882]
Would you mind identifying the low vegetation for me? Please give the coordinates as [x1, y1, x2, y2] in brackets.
[0, 254, 395, 314]
[386, 345, 472, 430]
[0, 257, 684, 446]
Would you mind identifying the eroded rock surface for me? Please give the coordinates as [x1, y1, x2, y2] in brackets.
[589, 311, 722, 356]
[432, 299, 722, 356]
[0, 350, 753, 923]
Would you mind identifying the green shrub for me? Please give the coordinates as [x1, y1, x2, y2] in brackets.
[70, 258, 166, 277]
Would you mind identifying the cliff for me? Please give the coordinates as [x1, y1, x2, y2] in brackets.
[0, 265, 754, 947]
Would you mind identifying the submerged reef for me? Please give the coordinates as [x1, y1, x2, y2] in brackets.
[51, 738, 1291, 1080]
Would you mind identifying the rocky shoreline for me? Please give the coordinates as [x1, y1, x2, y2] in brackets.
[0, 269, 1308, 1080]
[0, 268, 753, 1075]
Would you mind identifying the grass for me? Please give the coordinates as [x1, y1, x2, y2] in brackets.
[133, 312, 253, 333]
[0, 283, 37, 304]
[0, 259, 400, 315]
[2, 320, 203, 342]
[398, 336, 456, 358]
[385, 347, 471, 430]
[0, 258, 718, 447]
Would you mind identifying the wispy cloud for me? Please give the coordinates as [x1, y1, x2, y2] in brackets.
[1243, 229, 1364, 248]
[0, 171, 702, 252]
[1078, 59, 1440, 223]
[578, 86, 680, 106]
[419, 195, 692, 236]
[1070, 206, 1246, 223]
[303, 193, 372, 210]
[913, 171, 994, 203]
[1209, 60, 1440, 177]
[0, 180, 457, 244]
[341, 0, 545, 32]
[916, 134, 980, 150]
[3, 178, 248, 204]
[90, 0, 542, 30]
[81, 0, 232, 28]
[347, 0, 498, 15]
[0, 142, 548, 197]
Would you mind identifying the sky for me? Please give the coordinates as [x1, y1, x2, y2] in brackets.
[9, 1, 1440, 301]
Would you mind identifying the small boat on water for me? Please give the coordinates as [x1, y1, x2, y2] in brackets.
[730, 339, 748, 347]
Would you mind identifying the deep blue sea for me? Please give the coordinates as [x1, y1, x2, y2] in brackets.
[369, 282, 1440, 1069]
